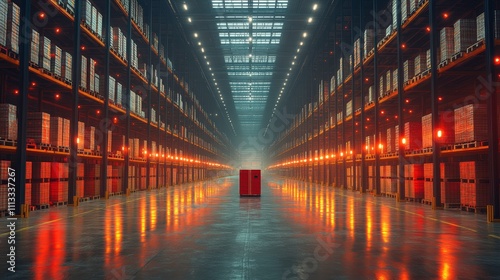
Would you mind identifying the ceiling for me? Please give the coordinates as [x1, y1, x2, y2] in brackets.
[170, 0, 330, 139]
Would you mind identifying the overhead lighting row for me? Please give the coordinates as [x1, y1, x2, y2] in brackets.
[184, 3, 237, 136]
[265, 3, 318, 132]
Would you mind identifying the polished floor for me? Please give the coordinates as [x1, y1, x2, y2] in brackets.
[2, 175, 500, 279]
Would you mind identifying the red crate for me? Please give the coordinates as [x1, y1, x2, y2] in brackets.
[240, 170, 261, 196]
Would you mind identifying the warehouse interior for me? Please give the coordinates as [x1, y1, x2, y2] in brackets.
[1, 0, 500, 278]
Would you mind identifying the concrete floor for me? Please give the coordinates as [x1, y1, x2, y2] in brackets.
[2, 175, 500, 279]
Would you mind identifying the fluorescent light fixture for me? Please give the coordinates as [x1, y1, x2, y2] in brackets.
[248, 16, 253, 23]
[313, 4, 318, 10]
[194, 33, 198, 38]
[198, 42, 202, 45]
[308, 17, 313, 23]
[300, 42, 303, 46]
[183, 3, 188, 10]
[188, 17, 192, 23]
[201, 48, 205, 53]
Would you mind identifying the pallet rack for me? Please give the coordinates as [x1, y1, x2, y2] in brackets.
[268, 0, 499, 217]
[1, 0, 233, 216]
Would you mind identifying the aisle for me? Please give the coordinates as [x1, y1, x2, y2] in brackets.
[2, 176, 500, 279]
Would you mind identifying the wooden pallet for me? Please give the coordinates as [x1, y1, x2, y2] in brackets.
[36, 204, 50, 210]
[466, 40, 484, 53]
[421, 199, 432, 205]
[29, 61, 40, 69]
[451, 52, 463, 62]
[406, 197, 422, 203]
[444, 203, 461, 209]
[52, 201, 68, 207]
[461, 205, 486, 213]
[0, 45, 8, 55]
[454, 141, 487, 150]
[0, 138, 16, 147]
[7, 50, 18, 59]
[438, 59, 450, 69]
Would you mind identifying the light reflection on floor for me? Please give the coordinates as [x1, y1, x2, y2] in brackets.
[1, 176, 500, 279]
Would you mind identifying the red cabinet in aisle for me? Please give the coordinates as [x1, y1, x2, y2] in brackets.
[240, 169, 261, 196]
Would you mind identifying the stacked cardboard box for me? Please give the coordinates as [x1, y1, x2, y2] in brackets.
[66, 0, 76, 13]
[401, 0, 409, 23]
[89, 58, 96, 92]
[364, 29, 374, 59]
[409, 0, 418, 13]
[386, 70, 392, 93]
[0, 104, 17, 140]
[0, 161, 9, 210]
[82, 0, 92, 26]
[31, 29, 40, 65]
[423, 163, 434, 201]
[27, 112, 50, 144]
[32, 162, 51, 205]
[354, 38, 361, 67]
[81, 55, 88, 89]
[50, 117, 64, 147]
[50, 162, 68, 203]
[63, 119, 70, 147]
[460, 161, 489, 207]
[422, 111, 455, 147]
[392, 69, 398, 91]
[440, 162, 460, 205]
[404, 122, 422, 150]
[440, 27, 455, 62]
[414, 53, 426, 75]
[0, 0, 7, 47]
[78, 121, 85, 150]
[41, 36, 51, 71]
[386, 127, 395, 153]
[51, 44, 63, 77]
[454, 19, 477, 53]
[405, 164, 424, 199]
[379, 75, 385, 97]
[346, 100, 353, 117]
[421, 113, 433, 148]
[477, 11, 500, 41]
[116, 81, 123, 106]
[454, 104, 488, 143]
[84, 126, 95, 150]
[62, 51, 72, 81]
[6, 2, 20, 53]
[107, 130, 112, 153]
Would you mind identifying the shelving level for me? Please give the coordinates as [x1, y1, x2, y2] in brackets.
[0, 0, 233, 214]
[269, 0, 499, 213]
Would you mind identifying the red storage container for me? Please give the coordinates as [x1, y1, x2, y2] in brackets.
[240, 170, 261, 197]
